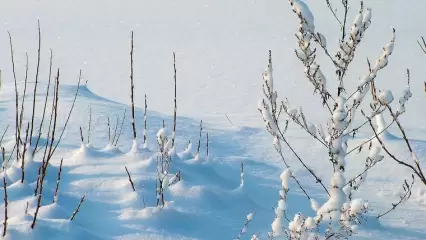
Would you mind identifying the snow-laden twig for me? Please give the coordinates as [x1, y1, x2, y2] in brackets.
[234, 211, 256, 240]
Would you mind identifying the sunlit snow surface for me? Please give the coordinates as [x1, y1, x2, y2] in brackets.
[0, 0, 426, 239]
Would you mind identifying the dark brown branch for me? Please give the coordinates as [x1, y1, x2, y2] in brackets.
[30, 19, 42, 145]
[367, 115, 425, 184]
[79, 126, 84, 143]
[2, 147, 7, 237]
[33, 49, 53, 156]
[125, 166, 136, 191]
[386, 105, 426, 182]
[143, 94, 147, 146]
[53, 158, 63, 203]
[418, 36, 426, 54]
[225, 113, 234, 126]
[206, 132, 209, 160]
[51, 70, 82, 155]
[18, 52, 29, 146]
[0, 126, 9, 147]
[21, 122, 30, 183]
[341, 0, 349, 41]
[129, 31, 137, 140]
[107, 117, 111, 143]
[172, 52, 177, 148]
[69, 195, 86, 221]
[325, 0, 342, 25]
[8, 31, 20, 163]
[47, 69, 60, 159]
[196, 120, 203, 156]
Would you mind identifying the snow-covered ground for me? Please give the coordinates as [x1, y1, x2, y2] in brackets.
[0, 0, 426, 239]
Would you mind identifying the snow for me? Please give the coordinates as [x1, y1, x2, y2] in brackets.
[378, 90, 394, 105]
[0, 0, 425, 239]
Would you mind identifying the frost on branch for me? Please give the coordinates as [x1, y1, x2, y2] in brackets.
[255, 0, 422, 239]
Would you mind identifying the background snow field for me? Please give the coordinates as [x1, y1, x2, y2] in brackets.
[0, 0, 426, 239]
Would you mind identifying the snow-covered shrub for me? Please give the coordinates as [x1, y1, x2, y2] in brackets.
[258, 0, 425, 239]
[155, 126, 181, 208]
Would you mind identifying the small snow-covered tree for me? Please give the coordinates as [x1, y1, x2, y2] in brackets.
[258, 0, 426, 239]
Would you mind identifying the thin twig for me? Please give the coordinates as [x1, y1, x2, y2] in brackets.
[114, 109, 127, 146]
[8, 31, 20, 163]
[33, 49, 53, 156]
[30, 19, 42, 144]
[53, 158, 63, 203]
[51, 70, 82, 155]
[171, 52, 177, 148]
[0, 126, 9, 147]
[2, 147, 7, 237]
[124, 166, 136, 191]
[129, 31, 137, 141]
[107, 117, 111, 143]
[196, 120, 203, 156]
[143, 94, 147, 146]
[69, 195, 86, 221]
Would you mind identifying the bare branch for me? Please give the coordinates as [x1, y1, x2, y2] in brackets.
[124, 166, 136, 192]
[69, 195, 86, 221]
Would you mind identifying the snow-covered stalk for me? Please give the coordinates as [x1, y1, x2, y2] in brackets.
[155, 126, 181, 208]
[171, 52, 177, 148]
[70, 194, 86, 221]
[156, 127, 170, 207]
[258, 51, 328, 194]
[53, 158, 63, 203]
[234, 211, 256, 240]
[270, 169, 291, 238]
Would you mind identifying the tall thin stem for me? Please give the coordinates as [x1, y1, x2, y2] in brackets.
[130, 31, 137, 141]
